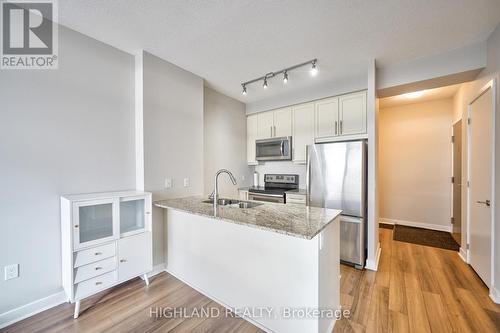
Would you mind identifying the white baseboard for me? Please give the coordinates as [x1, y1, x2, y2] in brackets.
[0, 290, 68, 329]
[0, 263, 166, 330]
[379, 218, 452, 233]
[164, 267, 273, 333]
[490, 286, 500, 304]
[147, 263, 166, 278]
[458, 247, 468, 263]
[365, 243, 381, 271]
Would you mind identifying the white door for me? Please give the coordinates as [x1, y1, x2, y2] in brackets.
[257, 111, 274, 139]
[339, 92, 366, 136]
[118, 232, 152, 282]
[274, 107, 292, 137]
[292, 103, 314, 163]
[247, 114, 258, 164]
[469, 87, 493, 287]
[315, 97, 339, 138]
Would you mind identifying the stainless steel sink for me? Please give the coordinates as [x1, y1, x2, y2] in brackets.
[237, 201, 262, 209]
[202, 198, 239, 205]
[202, 198, 262, 209]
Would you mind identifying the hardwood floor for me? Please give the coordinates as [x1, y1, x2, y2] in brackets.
[3, 229, 499, 333]
[334, 229, 500, 333]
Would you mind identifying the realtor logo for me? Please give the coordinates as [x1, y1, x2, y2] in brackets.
[1, 0, 58, 69]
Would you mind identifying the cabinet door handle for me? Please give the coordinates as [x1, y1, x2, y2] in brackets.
[273, 126, 276, 137]
[477, 200, 491, 207]
[74, 225, 79, 228]
[94, 252, 102, 256]
[95, 281, 103, 286]
[95, 267, 102, 270]
[120, 259, 127, 263]
[146, 212, 151, 214]
[340, 120, 343, 134]
[334, 121, 338, 135]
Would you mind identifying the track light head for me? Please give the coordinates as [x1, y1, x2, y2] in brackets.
[310, 60, 318, 76]
[242, 84, 247, 95]
[283, 71, 288, 84]
[263, 78, 268, 89]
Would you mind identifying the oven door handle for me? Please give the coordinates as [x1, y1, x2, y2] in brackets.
[280, 141, 284, 156]
[249, 192, 283, 198]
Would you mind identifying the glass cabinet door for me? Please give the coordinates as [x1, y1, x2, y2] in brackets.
[73, 199, 118, 249]
[120, 198, 145, 235]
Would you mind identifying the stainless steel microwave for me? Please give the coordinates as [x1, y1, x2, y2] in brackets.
[255, 136, 292, 161]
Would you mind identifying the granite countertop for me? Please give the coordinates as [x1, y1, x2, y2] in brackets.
[154, 196, 341, 240]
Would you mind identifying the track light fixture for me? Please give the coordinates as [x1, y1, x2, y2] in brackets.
[240, 59, 317, 95]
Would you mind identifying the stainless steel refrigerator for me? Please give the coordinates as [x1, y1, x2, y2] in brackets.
[306, 140, 367, 268]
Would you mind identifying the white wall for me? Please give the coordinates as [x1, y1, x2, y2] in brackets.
[453, 22, 500, 299]
[203, 87, 253, 198]
[141, 51, 204, 266]
[0, 26, 135, 314]
[379, 99, 453, 230]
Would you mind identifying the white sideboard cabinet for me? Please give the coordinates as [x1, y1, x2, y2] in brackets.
[61, 191, 153, 319]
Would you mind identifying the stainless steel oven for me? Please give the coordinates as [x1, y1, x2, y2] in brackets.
[255, 136, 292, 161]
[248, 192, 285, 204]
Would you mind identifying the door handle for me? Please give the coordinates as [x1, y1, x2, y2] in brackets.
[477, 200, 491, 207]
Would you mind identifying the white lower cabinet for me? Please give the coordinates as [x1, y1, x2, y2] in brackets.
[61, 191, 153, 319]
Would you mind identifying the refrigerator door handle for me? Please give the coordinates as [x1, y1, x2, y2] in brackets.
[306, 146, 311, 206]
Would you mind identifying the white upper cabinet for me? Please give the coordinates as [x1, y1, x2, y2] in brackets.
[315, 97, 339, 138]
[292, 103, 314, 163]
[246, 90, 367, 165]
[339, 91, 366, 136]
[274, 107, 292, 137]
[247, 114, 258, 165]
[257, 111, 274, 139]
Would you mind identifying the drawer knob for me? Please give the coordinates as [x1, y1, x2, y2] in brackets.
[120, 259, 127, 263]
[95, 281, 103, 286]
[95, 252, 102, 256]
[95, 267, 102, 270]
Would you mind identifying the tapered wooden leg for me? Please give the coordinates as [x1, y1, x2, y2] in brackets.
[143, 273, 149, 286]
[73, 300, 80, 319]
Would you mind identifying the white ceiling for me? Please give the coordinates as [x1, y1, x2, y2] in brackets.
[57, 0, 500, 103]
[379, 84, 461, 108]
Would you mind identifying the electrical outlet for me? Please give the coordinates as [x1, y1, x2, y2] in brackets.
[183, 178, 190, 187]
[165, 178, 173, 189]
[4, 264, 19, 280]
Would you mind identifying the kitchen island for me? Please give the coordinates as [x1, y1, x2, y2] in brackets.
[155, 196, 342, 333]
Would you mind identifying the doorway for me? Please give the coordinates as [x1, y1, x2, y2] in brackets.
[468, 83, 495, 287]
[452, 119, 462, 245]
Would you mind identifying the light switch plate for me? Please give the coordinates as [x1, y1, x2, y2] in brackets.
[183, 178, 190, 187]
[165, 178, 173, 189]
[5, 264, 19, 280]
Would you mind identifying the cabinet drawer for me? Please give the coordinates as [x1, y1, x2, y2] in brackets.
[74, 242, 116, 268]
[74, 270, 117, 300]
[287, 199, 306, 205]
[74, 256, 117, 284]
[286, 194, 306, 201]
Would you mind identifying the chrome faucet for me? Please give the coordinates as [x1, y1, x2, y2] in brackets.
[213, 169, 237, 213]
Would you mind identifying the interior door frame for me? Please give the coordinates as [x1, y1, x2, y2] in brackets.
[466, 79, 496, 294]
[451, 118, 462, 236]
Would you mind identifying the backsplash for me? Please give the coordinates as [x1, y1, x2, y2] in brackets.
[254, 162, 307, 188]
